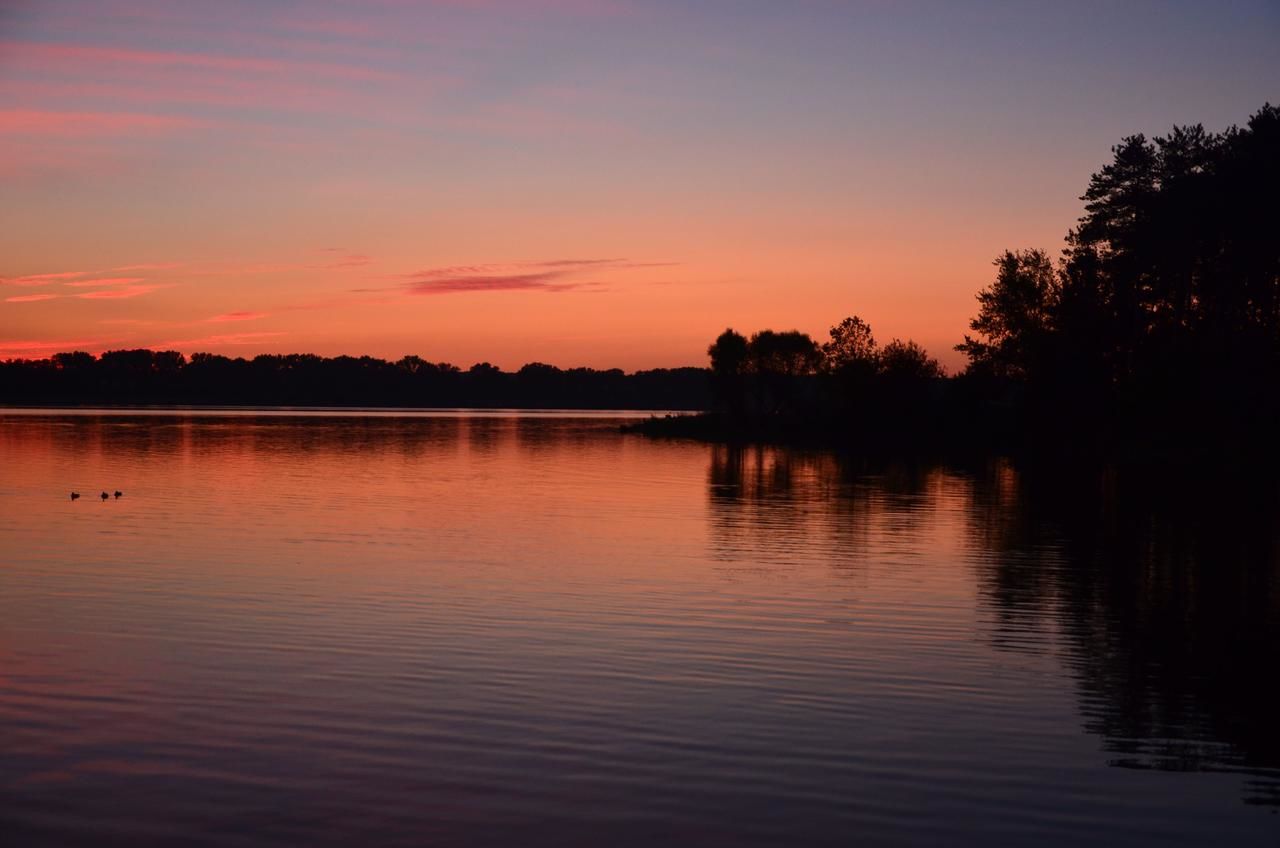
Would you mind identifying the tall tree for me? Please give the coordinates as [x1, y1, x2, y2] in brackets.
[879, 339, 943, 381]
[746, 330, 821, 415]
[707, 328, 750, 413]
[708, 329, 749, 378]
[956, 249, 1059, 379]
[822, 316, 877, 375]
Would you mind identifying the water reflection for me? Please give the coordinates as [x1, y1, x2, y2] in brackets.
[964, 461, 1280, 806]
[1, 412, 1278, 846]
[705, 444, 1280, 807]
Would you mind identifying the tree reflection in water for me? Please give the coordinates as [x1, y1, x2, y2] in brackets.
[707, 446, 1280, 807]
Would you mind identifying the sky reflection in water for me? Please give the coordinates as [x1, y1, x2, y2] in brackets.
[1, 412, 1277, 846]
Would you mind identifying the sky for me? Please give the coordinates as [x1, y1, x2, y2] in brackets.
[2, 0, 1277, 371]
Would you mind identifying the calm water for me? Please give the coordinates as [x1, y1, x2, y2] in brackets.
[1, 411, 1277, 846]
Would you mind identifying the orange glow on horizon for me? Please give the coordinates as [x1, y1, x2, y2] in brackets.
[3, 2, 1276, 372]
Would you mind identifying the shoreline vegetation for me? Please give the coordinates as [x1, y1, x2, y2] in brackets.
[638, 104, 1280, 464]
[3, 105, 1277, 463]
[0, 356, 710, 411]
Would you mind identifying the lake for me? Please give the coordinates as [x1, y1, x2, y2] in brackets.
[1, 411, 1277, 846]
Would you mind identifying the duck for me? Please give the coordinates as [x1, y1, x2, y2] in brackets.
[100, 491, 109, 501]
[114, 490, 123, 499]
[70, 491, 80, 501]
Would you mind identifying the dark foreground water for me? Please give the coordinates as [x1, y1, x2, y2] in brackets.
[1, 411, 1277, 846]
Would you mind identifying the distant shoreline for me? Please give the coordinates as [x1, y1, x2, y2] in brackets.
[0, 405, 687, 418]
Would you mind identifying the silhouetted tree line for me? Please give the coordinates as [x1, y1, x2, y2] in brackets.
[663, 316, 949, 444]
[0, 350, 709, 410]
[956, 103, 1280, 450]
[646, 104, 1280, 457]
[4, 105, 1276, 452]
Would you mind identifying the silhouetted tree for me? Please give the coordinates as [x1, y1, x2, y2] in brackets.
[956, 249, 1058, 379]
[822, 316, 877, 374]
[747, 330, 821, 414]
[955, 103, 1280, 449]
[707, 328, 750, 414]
[818, 316, 879, 417]
[52, 351, 95, 371]
[747, 330, 821, 378]
[708, 329, 750, 377]
[51, 351, 96, 397]
[397, 355, 428, 375]
[468, 362, 501, 377]
[676, 318, 948, 440]
[879, 339, 943, 381]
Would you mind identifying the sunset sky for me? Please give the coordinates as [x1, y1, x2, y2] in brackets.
[3, 0, 1277, 370]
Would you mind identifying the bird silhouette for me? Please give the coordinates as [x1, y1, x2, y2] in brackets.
[100, 491, 109, 501]
[70, 492, 80, 501]
[114, 490, 123, 499]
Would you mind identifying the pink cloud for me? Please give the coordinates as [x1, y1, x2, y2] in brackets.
[64, 276, 146, 288]
[534, 258, 625, 268]
[76, 284, 167, 299]
[5, 293, 60, 303]
[405, 263, 502, 278]
[158, 331, 287, 348]
[113, 262, 181, 271]
[0, 339, 106, 359]
[207, 311, 267, 323]
[1, 271, 86, 286]
[408, 271, 593, 295]
[0, 109, 206, 137]
[398, 258, 635, 295]
[405, 258, 620, 279]
[4, 43, 397, 83]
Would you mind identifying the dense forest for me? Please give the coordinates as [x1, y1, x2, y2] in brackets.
[3, 104, 1277, 456]
[644, 103, 1280, 457]
[0, 353, 709, 410]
